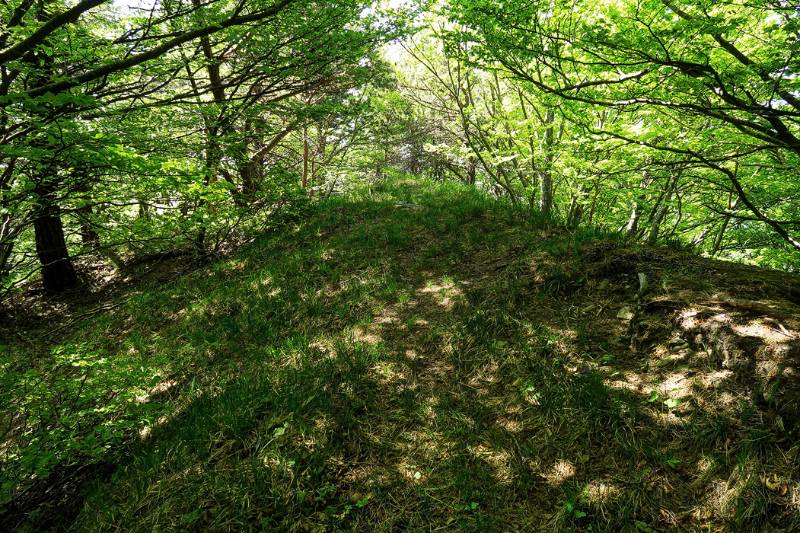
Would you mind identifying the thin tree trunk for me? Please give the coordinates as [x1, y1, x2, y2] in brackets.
[626, 201, 641, 237]
[467, 157, 476, 185]
[137, 200, 151, 220]
[0, 160, 18, 282]
[517, 89, 539, 200]
[78, 213, 99, 248]
[712, 195, 738, 255]
[238, 160, 261, 205]
[711, 218, 730, 255]
[302, 125, 309, 188]
[179, 12, 225, 256]
[0, 238, 13, 282]
[646, 170, 681, 244]
[587, 186, 599, 225]
[566, 186, 584, 228]
[0, 207, 16, 282]
[539, 108, 555, 216]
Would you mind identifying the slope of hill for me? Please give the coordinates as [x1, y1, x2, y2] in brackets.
[2, 178, 800, 531]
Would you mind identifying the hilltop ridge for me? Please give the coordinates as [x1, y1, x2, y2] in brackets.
[3, 178, 800, 531]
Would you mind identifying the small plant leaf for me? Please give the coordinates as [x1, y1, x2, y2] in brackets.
[663, 397, 683, 409]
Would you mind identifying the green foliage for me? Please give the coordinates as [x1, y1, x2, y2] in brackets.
[441, 0, 800, 264]
[0, 0, 403, 296]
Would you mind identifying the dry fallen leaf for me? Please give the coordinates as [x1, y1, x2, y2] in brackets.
[762, 473, 788, 495]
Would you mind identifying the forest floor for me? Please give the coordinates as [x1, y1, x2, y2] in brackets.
[2, 178, 800, 531]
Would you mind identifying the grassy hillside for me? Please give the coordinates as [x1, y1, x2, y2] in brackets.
[2, 178, 800, 531]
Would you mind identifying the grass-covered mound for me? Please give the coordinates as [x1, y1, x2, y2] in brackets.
[2, 178, 800, 531]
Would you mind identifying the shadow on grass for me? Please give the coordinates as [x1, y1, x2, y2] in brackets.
[3, 180, 800, 531]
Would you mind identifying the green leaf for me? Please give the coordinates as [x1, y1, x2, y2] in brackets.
[356, 496, 370, 508]
[663, 397, 683, 409]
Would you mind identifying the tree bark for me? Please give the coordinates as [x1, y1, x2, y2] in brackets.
[302, 125, 309, 188]
[466, 157, 476, 185]
[712, 195, 738, 255]
[646, 170, 680, 244]
[539, 108, 555, 216]
[566, 186, 584, 228]
[33, 198, 77, 292]
[79, 218, 99, 248]
[75, 180, 100, 248]
[626, 201, 641, 237]
[0, 239, 13, 282]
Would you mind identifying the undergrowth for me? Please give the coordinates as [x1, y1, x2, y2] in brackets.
[2, 177, 799, 531]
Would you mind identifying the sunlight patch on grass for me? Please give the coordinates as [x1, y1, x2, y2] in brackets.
[351, 327, 382, 346]
[732, 320, 796, 343]
[417, 278, 465, 310]
[468, 444, 513, 485]
[544, 460, 576, 486]
[373, 308, 400, 325]
[688, 370, 732, 394]
[660, 372, 692, 398]
[252, 275, 273, 288]
[584, 480, 621, 506]
[397, 461, 427, 484]
[466, 360, 500, 396]
[135, 379, 178, 405]
[495, 416, 523, 433]
[370, 361, 411, 388]
[605, 371, 645, 394]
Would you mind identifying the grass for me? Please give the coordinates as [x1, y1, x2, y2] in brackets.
[2, 176, 800, 531]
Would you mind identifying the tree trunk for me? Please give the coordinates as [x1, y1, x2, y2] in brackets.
[77, 205, 100, 248]
[646, 171, 680, 244]
[711, 195, 738, 255]
[33, 202, 77, 292]
[626, 201, 641, 237]
[302, 126, 309, 188]
[467, 157, 476, 185]
[567, 190, 584, 229]
[587, 186, 599, 225]
[79, 222, 99, 248]
[24, 9, 78, 293]
[194, 226, 207, 258]
[238, 159, 262, 205]
[711, 217, 730, 255]
[138, 200, 151, 220]
[539, 108, 555, 216]
[0, 240, 13, 282]
[0, 214, 16, 281]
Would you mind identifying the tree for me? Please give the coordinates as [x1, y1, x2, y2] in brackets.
[448, 0, 800, 252]
[0, 0, 394, 293]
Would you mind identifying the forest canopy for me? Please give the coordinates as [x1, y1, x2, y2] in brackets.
[0, 0, 799, 297]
